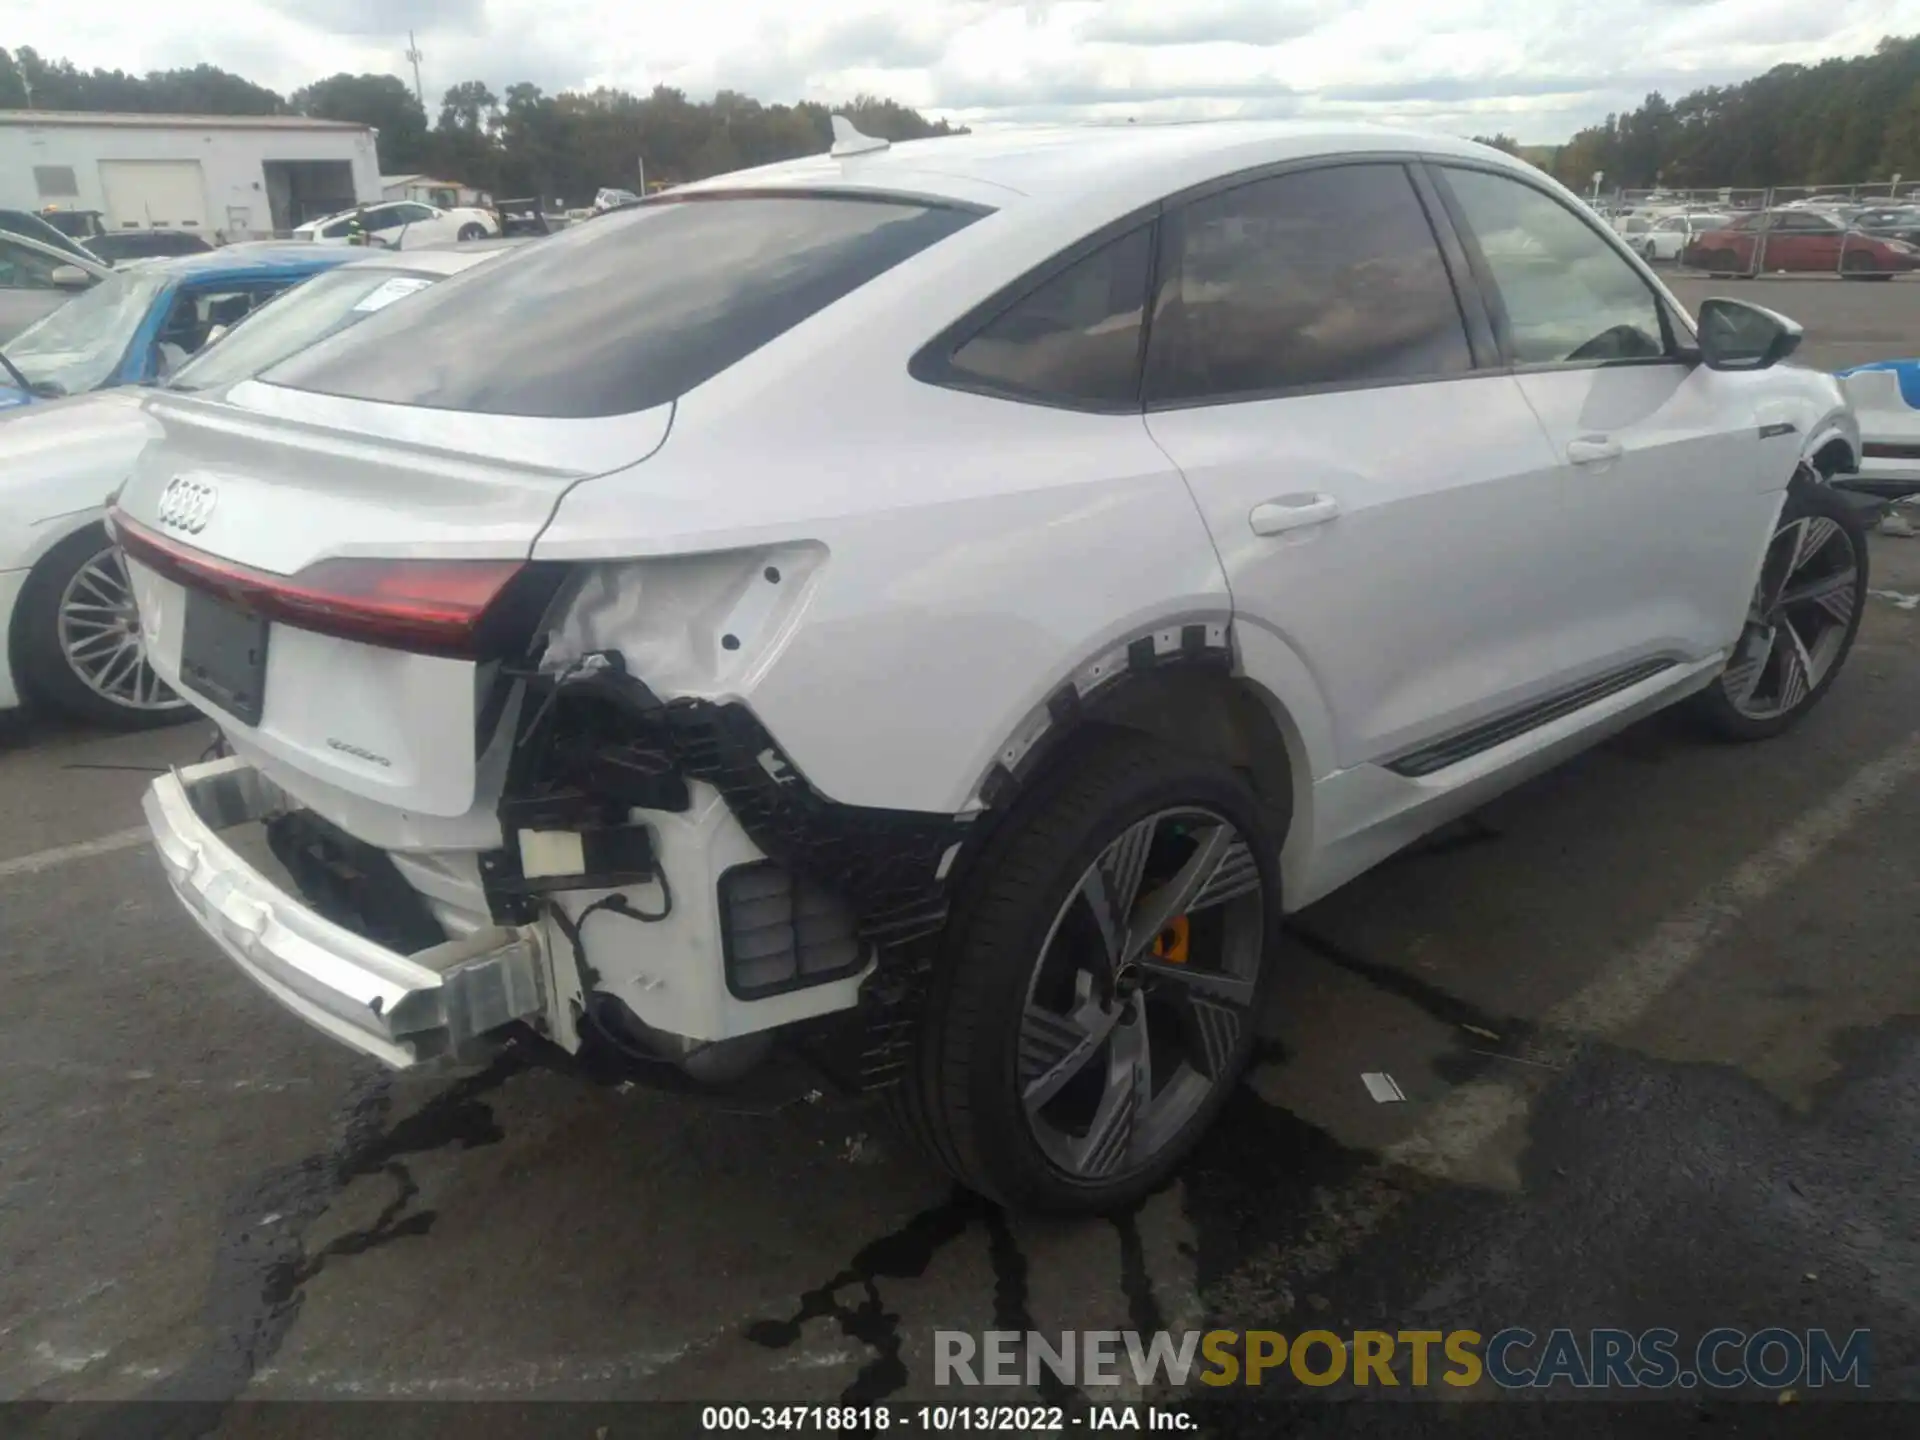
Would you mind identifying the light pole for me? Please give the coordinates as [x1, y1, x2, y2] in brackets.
[405, 32, 425, 109]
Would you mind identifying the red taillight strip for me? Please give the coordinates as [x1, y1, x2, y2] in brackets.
[109, 506, 526, 657]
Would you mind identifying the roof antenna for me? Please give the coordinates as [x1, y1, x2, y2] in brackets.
[829, 114, 891, 158]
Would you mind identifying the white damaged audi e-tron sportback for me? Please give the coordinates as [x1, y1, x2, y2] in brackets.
[113, 120, 1866, 1212]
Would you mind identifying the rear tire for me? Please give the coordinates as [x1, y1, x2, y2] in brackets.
[1689, 482, 1868, 743]
[13, 524, 194, 730]
[891, 731, 1283, 1213]
[457, 223, 487, 242]
[1699, 247, 1739, 277]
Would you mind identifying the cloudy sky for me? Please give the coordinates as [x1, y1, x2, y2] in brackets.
[6, 0, 1918, 142]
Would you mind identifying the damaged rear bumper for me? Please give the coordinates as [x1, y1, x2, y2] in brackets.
[145, 756, 548, 1069]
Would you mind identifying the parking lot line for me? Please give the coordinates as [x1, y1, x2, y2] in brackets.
[0, 825, 150, 883]
[1391, 725, 1920, 1179]
[1215, 725, 1920, 1315]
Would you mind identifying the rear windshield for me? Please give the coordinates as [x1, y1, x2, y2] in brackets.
[262, 194, 983, 418]
[167, 266, 441, 394]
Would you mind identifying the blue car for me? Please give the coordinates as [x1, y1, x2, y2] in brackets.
[0, 244, 358, 409]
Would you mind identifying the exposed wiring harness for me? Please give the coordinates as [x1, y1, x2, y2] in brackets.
[544, 875, 703, 1069]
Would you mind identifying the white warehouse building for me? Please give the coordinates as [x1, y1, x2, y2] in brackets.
[0, 110, 381, 241]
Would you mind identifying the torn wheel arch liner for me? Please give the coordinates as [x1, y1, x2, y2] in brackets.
[486, 617, 1258, 1084]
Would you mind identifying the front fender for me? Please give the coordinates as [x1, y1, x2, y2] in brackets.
[1804, 405, 1861, 475]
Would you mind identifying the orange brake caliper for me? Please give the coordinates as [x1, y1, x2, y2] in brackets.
[1150, 914, 1190, 964]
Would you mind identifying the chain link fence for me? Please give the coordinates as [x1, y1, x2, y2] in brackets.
[1590, 180, 1920, 280]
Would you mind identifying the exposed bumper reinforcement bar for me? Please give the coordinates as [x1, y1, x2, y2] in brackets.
[145, 756, 547, 1070]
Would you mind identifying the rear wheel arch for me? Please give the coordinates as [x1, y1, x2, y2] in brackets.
[8, 511, 104, 682]
[954, 636, 1305, 901]
[1809, 434, 1857, 479]
[11, 519, 188, 726]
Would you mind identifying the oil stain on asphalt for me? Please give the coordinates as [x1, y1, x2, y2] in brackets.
[71, 1057, 521, 1440]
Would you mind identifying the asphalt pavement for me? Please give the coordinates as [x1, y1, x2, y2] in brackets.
[1, 278, 1917, 1432]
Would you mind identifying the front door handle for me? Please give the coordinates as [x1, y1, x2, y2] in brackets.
[1250, 493, 1341, 535]
[1567, 436, 1624, 466]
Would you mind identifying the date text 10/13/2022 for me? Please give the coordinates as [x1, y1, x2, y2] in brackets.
[700, 1407, 1195, 1431]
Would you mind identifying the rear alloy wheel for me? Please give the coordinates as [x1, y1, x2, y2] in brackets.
[895, 733, 1280, 1212]
[1700, 247, 1740, 277]
[1691, 482, 1868, 741]
[457, 222, 487, 242]
[15, 524, 191, 729]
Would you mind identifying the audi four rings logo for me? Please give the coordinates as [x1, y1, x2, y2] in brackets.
[156, 478, 217, 534]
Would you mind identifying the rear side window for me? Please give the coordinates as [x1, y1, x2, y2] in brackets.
[265, 195, 981, 418]
[1145, 163, 1473, 405]
[931, 225, 1153, 409]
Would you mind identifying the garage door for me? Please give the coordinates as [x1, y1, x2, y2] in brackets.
[98, 160, 209, 233]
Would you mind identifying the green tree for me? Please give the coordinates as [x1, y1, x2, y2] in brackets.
[0, 45, 281, 115]
[1553, 34, 1920, 191]
[438, 80, 499, 135]
[0, 49, 28, 108]
[291, 73, 428, 171]
[0, 46, 970, 206]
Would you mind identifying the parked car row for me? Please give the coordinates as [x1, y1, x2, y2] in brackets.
[0, 244, 518, 724]
[3, 121, 1877, 1213]
[1603, 196, 1920, 275]
[1681, 208, 1920, 277]
[290, 199, 503, 248]
[0, 229, 113, 343]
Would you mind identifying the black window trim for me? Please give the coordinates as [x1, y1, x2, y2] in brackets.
[1423, 158, 1690, 375]
[1141, 158, 1492, 413]
[1407, 162, 1500, 367]
[907, 207, 1165, 414]
[910, 151, 1508, 416]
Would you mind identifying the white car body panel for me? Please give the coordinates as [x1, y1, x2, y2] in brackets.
[0, 568, 27, 709]
[0, 250, 508, 715]
[1636, 216, 1731, 262]
[0, 390, 155, 708]
[1841, 368, 1920, 485]
[1144, 372, 1569, 772]
[293, 202, 499, 250]
[129, 564, 485, 815]
[1511, 363, 1789, 671]
[534, 387, 1232, 816]
[109, 123, 1861, 1067]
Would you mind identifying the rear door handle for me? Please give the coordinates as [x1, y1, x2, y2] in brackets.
[1250, 493, 1341, 535]
[1566, 437, 1624, 466]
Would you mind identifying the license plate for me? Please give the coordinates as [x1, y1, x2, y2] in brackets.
[179, 589, 269, 726]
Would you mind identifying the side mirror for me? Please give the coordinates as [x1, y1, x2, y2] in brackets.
[49, 264, 93, 290]
[1696, 297, 1803, 371]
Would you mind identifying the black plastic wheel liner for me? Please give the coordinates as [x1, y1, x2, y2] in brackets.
[487, 628, 1240, 1087]
[658, 699, 969, 942]
[487, 679, 970, 1086]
